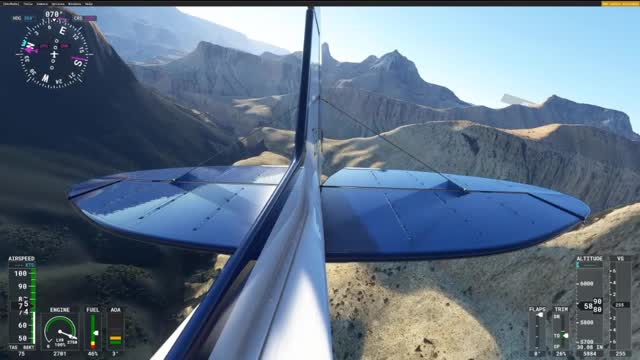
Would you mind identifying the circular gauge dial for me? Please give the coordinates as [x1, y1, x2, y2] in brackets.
[44, 315, 78, 348]
[17, 13, 92, 89]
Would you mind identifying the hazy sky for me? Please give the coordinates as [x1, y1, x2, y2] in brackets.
[178, 6, 639, 133]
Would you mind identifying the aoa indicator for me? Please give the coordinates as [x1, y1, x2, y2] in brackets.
[16, 10, 93, 89]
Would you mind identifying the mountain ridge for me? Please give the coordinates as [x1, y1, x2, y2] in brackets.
[322, 87, 639, 141]
[131, 41, 302, 116]
[322, 43, 471, 109]
[129, 40, 638, 141]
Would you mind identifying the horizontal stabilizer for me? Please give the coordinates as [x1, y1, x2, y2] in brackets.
[322, 168, 589, 261]
[68, 165, 287, 251]
[70, 166, 590, 261]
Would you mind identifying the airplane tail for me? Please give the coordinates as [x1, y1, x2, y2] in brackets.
[67, 7, 588, 359]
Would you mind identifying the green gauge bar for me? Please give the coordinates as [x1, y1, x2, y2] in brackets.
[84, 307, 102, 351]
[30, 268, 36, 345]
[90, 315, 96, 349]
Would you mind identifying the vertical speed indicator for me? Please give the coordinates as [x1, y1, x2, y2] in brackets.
[16, 10, 93, 89]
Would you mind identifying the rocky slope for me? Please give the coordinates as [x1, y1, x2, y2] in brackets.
[326, 201, 640, 359]
[239, 122, 640, 213]
[321, 87, 638, 141]
[131, 42, 302, 111]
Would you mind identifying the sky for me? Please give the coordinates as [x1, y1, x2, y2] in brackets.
[178, 6, 640, 133]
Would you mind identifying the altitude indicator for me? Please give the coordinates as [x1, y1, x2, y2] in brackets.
[16, 10, 92, 89]
[575, 256, 604, 357]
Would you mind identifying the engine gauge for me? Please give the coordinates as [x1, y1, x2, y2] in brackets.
[41, 312, 79, 351]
